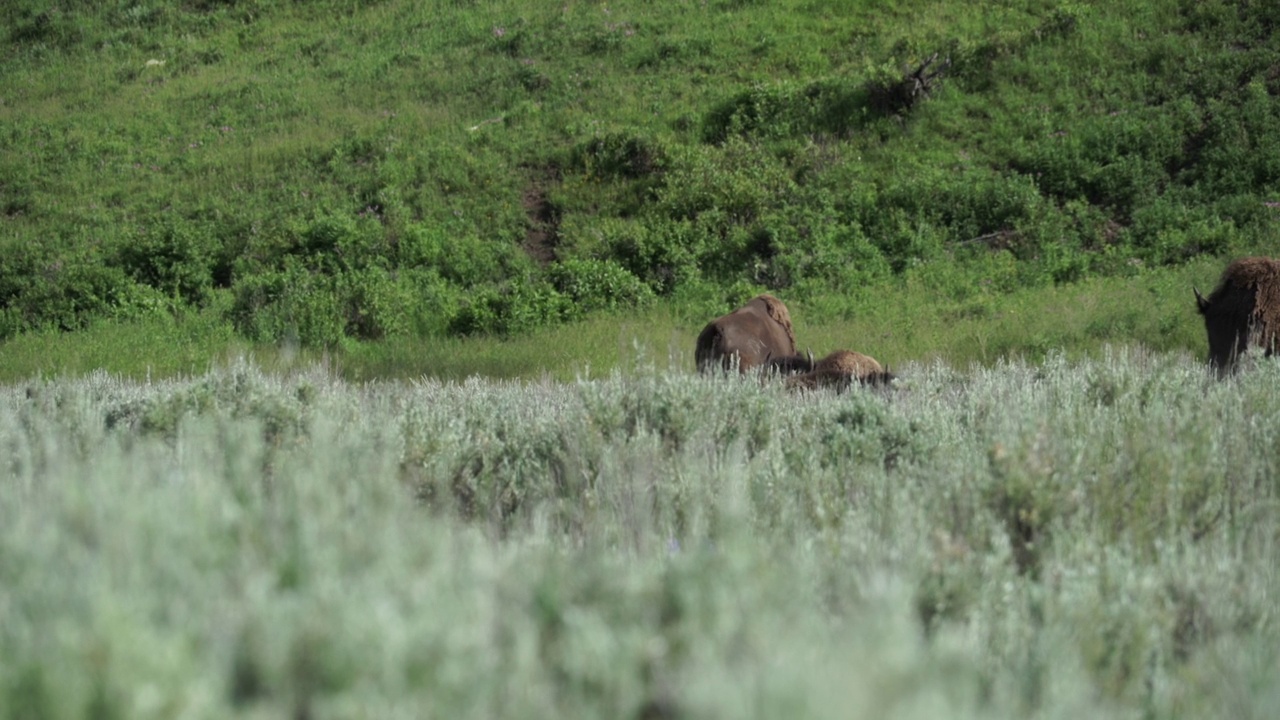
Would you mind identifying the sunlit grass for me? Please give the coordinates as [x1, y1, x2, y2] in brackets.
[0, 255, 1225, 383]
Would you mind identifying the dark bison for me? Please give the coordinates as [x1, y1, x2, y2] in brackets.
[764, 350, 816, 376]
[1194, 257, 1280, 376]
[785, 350, 895, 392]
[695, 294, 797, 373]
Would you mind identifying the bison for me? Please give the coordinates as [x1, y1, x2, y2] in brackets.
[785, 349, 895, 392]
[1194, 257, 1280, 376]
[695, 294, 798, 373]
[764, 350, 816, 376]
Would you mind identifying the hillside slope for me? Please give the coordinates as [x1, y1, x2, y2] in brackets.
[2, 0, 1279, 348]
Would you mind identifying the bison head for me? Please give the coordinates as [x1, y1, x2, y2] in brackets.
[1195, 285, 1249, 377]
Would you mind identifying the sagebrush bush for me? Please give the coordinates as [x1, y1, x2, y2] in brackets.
[3, 353, 1279, 718]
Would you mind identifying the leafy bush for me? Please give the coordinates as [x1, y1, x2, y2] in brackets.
[334, 267, 413, 341]
[402, 268, 466, 337]
[548, 258, 654, 315]
[231, 262, 417, 346]
[449, 278, 573, 336]
[399, 224, 516, 287]
[113, 217, 220, 305]
[0, 243, 144, 338]
[230, 260, 345, 347]
[743, 204, 891, 292]
[572, 131, 667, 179]
[605, 218, 704, 295]
[702, 79, 869, 143]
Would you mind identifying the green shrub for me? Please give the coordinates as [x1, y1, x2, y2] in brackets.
[572, 131, 667, 179]
[605, 218, 704, 295]
[1012, 105, 1192, 216]
[702, 79, 869, 143]
[5, 3, 85, 49]
[1127, 198, 1239, 266]
[231, 263, 416, 346]
[334, 267, 412, 341]
[653, 139, 797, 225]
[292, 212, 391, 273]
[549, 258, 654, 315]
[113, 217, 219, 305]
[398, 223, 514, 286]
[0, 243, 142, 338]
[748, 203, 891, 292]
[402, 268, 466, 337]
[449, 278, 572, 336]
[230, 260, 345, 347]
[638, 139, 802, 284]
[862, 169, 1046, 250]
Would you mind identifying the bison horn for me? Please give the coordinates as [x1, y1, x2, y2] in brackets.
[1193, 286, 1210, 314]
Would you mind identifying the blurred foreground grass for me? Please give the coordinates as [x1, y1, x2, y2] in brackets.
[1, 349, 1277, 718]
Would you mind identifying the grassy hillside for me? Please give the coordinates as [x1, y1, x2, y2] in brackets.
[2, 356, 1278, 718]
[2, 0, 1280, 374]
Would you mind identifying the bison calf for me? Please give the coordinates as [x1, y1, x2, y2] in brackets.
[786, 350, 895, 393]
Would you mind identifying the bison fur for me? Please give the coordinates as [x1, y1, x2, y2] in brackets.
[1194, 257, 1280, 376]
[695, 294, 798, 374]
[785, 350, 895, 393]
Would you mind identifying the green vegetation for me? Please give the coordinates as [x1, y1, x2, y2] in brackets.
[6, 5, 1280, 717]
[2, 0, 1279, 371]
[0, 254, 1216, 382]
[2, 355, 1278, 718]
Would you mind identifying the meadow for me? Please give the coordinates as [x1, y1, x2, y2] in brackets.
[4, 4, 1280, 714]
[1, 351, 1277, 719]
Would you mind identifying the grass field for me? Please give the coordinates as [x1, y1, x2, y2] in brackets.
[0, 252, 1225, 382]
[1, 352, 1276, 718]
[4, 4, 1280, 714]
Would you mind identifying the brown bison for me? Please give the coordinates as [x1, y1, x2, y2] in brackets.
[695, 294, 797, 373]
[785, 349, 896, 392]
[1194, 257, 1280, 376]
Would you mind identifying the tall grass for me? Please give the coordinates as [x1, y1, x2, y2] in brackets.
[1, 352, 1277, 718]
[0, 254, 1220, 383]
